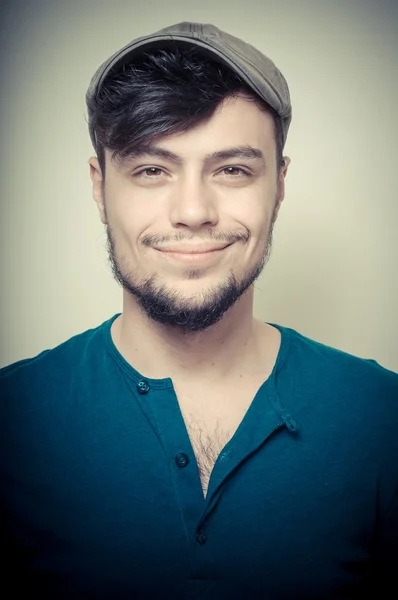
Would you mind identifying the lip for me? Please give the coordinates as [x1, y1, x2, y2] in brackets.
[155, 244, 230, 263]
[156, 244, 230, 254]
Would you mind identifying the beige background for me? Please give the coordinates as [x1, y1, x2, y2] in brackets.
[0, 0, 397, 371]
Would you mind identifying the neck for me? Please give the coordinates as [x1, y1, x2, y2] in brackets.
[111, 287, 271, 383]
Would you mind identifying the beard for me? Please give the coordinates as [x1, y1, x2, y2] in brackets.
[106, 220, 276, 333]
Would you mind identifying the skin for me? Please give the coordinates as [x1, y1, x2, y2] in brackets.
[89, 95, 290, 388]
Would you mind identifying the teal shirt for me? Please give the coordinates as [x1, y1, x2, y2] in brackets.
[1, 314, 397, 599]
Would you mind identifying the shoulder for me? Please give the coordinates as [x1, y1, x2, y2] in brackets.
[273, 322, 398, 440]
[275, 324, 398, 513]
[276, 322, 398, 392]
[0, 315, 119, 405]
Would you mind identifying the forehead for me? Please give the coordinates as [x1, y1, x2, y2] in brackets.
[160, 95, 275, 156]
[108, 95, 276, 170]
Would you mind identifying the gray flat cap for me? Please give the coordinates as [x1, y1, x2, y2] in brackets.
[86, 22, 292, 148]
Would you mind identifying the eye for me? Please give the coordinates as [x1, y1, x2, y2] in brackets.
[134, 167, 164, 178]
[219, 166, 250, 177]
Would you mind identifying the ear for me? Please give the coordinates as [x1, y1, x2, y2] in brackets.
[273, 156, 291, 222]
[89, 157, 107, 224]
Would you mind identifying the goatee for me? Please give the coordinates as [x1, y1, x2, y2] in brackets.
[106, 226, 274, 333]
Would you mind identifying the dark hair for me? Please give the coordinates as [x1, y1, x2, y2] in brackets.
[87, 44, 284, 176]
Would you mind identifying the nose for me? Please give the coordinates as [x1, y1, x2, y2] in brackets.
[169, 174, 219, 230]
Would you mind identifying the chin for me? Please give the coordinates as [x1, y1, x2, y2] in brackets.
[119, 264, 261, 332]
[107, 228, 270, 331]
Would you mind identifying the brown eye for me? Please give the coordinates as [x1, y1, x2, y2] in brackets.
[224, 167, 241, 175]
[144, 167, 162, 176]
[220, 166, 250, 177]
[132, 166, 166, 180]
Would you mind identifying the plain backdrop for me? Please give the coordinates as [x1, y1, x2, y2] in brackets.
[0, 0, 397, 371]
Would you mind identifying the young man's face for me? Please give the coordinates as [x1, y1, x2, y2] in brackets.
[90, 95, 289, 331]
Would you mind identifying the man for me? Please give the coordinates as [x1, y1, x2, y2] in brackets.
[1, 21, 397, 599]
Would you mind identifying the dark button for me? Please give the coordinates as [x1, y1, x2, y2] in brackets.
[196, 530, 207, 545]
[175, 453, 190, 468]
[137, 379, 150, 394]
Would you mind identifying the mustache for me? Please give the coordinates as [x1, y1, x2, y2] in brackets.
[141, 229, 249, 247]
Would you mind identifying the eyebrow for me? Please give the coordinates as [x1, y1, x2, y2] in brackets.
[118, 145, 265, 166]
[119, 147, 183, 165]
[207, 146, 264, 162]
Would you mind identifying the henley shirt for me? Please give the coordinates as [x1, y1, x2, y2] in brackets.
[1, 314, 397, 599]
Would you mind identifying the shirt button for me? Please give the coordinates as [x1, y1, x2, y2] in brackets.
[196, 530, 207, 545]
[175, 453, 190, 468]
[137, 380, 150, 394]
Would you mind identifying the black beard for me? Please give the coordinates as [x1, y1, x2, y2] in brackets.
[106, 227, 274, 333]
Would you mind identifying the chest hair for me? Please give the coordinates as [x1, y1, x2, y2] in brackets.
[182, 411, 237, 498]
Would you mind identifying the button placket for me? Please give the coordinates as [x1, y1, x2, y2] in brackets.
[175, 453, 190, 468]
[196, 529, 207, 544]
[136, 379, 150, 394]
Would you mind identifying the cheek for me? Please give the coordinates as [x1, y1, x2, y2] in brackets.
[231, 201, 274, 241]
[225, 180, 276, 224]
[234, 203, 276, 261]
[105, 191, 159, 245]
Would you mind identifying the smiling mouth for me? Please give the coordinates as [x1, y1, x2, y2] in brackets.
[155, 242, 231, 253]
[154, 244, 231, 263]
[158, 247, 228, 254]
